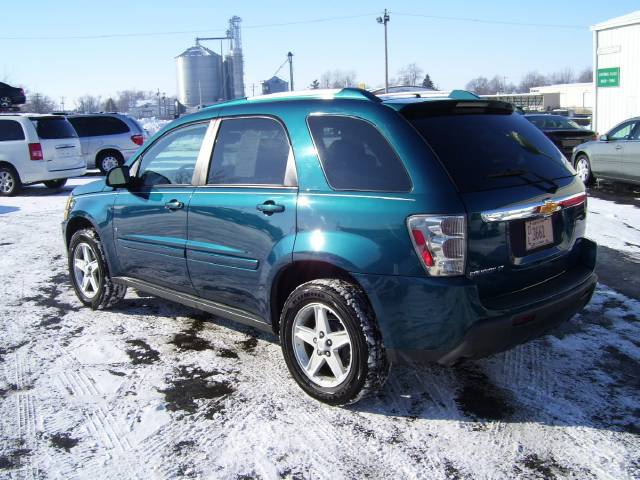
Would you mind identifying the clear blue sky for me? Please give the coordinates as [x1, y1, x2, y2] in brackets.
[1, 0, 637, 106]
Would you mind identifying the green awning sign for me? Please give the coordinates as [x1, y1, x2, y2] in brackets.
[597, 67, 620, 87]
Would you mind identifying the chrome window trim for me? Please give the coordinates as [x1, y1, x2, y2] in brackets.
[481, 192, 585, 223]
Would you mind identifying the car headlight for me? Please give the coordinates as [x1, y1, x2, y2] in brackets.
[63, 195, 75, 221]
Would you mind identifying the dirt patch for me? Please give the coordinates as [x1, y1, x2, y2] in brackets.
[454, 367, 514, 421]
[237, 337, 258, 353]
[49, 432, 79, 452]
[173, 440, 195, 454]
[0, 340, 27, 362]
[520, 453, 568, 479]
[108, 369, 126, 377]
[218, 348, 239, 359]
[443, 460, 464, 480]
[0, 449, 30, 470]
[23, 271, 79, 327]
[159, 366, 234, 418]
[169, 320, 212, 352]
[125, 339, 160, 365]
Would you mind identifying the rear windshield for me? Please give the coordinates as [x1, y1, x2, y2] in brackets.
[30, 117, 77, 139]
[404, 105, 574, 192]
[527, 115, 582, 130]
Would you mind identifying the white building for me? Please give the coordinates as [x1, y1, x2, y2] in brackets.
[529, 83, 593, 111]
[591, 11, 640, 134]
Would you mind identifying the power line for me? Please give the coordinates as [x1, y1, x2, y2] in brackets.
[393, 12, 586, 29]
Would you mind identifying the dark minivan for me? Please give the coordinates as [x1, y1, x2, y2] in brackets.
[62, 89, 597, 405]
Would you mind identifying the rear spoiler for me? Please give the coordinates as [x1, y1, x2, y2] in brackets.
[399, 99, 515, 118]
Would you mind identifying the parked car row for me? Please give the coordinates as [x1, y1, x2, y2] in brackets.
[62, 88, 597, 405]
[0, 112, 146, 196]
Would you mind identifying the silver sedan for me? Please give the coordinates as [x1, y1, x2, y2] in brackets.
[571, 117, 640, 186]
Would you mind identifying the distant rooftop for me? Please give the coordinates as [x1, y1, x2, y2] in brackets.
[175, 44, 219, 59]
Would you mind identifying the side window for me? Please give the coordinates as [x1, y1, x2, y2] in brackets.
[307, 115, 412, 192]
[138, 123, 208, 187]
[609, 122, 634, 140]
[207, 117, 291, 185]
[95, 117, 130, 135]
[68, 117, 91, 137]
[628, 122, 640, 140]
[0, 120, 25, 141]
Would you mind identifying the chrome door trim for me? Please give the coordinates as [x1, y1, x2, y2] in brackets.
[481, 192, 586, 223]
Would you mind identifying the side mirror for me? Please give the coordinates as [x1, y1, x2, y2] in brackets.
[599, 134, 609, 142]
[106, 165, 131, 188]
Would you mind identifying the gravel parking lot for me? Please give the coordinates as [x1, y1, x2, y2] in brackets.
[1, 179, 639, 479]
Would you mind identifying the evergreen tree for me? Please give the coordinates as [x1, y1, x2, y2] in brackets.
[421, 74, 436, 90]
[104, 98, 117, 112]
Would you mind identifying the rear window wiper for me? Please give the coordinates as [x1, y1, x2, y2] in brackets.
[487, 169, 558, 193]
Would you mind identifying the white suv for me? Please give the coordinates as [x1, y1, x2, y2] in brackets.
[0, 114, 86, 196]
[66, 113, 146, 173]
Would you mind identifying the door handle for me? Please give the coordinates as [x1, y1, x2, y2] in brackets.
[257, 200, 285, 215]
[165, 199, 184, 211]
[615, 145, 623, 150]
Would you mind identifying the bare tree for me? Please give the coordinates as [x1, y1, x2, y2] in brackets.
[115, 89, 148, 113]
[465, 76, 492, 95]
[23, 92, 56, 113]
[309, 79, 320, 90]
[577, 67, 593, 83]
[319, 70, 357, 88]
[397, 63, 424, 86]
[517, 71, 549, 92]
[75, 95, 102, 113]
[103, 98, 117, 111]
[549, 68, 575, 85]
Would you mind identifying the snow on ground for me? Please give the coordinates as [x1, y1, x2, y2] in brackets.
[587, 196, 640, 261]
[138, 117, 172, 136]
[0, 180, 639, 479]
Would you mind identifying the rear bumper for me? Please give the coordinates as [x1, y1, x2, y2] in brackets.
[354, 238, 598, 365]
[23, 166, 87, 184]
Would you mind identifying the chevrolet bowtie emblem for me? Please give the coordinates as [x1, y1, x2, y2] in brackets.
[538, 201, 560, 216]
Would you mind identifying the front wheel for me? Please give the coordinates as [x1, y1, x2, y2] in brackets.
[44, 178, 67, 190]
[68, 228, 126, 309]
[280, 279, 389, 405]
[0, 165, 21, 196]
[574, 154, 594, 185]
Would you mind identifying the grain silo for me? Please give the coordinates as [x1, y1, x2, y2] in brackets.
[176, 44, 222, 108]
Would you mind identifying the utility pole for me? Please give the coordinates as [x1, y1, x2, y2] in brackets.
[287, 52, 294, 91]
[60, 96, 65, 112]
[377, 9, 390, 93]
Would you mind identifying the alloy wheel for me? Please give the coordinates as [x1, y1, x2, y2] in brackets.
[101, 156, 120, 173]
[0, 96, 11, 108]
[576, 157, 590, 183]
[292, 302, 353, 388]
[72, 242, 101, 299]
[0, 170, 15, 193]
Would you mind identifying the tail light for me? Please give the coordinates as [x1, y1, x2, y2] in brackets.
[28, 143, 44, 160]
[558, 192, 587, 208]
[131, 134, 144, 146]
[407, 215, 466, 276]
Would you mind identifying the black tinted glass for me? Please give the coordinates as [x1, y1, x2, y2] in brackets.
[208, 117, 290, 185]
[30, 117, 77, 139]
[307, 115, 411, 192]
[0, 120, 25, 141]
[138, 123, 207, 186]
[406, 109, 573, 193]
[69, 116, 129, 136]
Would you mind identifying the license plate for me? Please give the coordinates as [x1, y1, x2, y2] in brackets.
[525, 217, 554, 251]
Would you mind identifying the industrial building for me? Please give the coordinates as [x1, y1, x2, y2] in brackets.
[175, 16, 245, 108]
[261, 76, 289, 95]
[592, 10, 640, 134]
[481, 83, 593, 113]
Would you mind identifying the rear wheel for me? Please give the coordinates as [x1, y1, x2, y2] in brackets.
[280, 279, 389, 405]
[575, 154, 594, 185]
[44, 178, 67, 190]
[0, 165, 21, 196]
[0, 96, 11, 108]
[68, 228, 126, 309]
[97, 151, 123, 175]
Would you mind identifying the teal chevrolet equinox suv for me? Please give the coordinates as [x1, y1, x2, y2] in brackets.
[62, 88, 597, 405]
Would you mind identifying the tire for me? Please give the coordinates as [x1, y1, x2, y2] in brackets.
[0, 96, 11, 108]
[43, 178, 67, 190]
[574, 154, 594, 185]
[0, 164, 22, 196]
[96, 151, 124, 175]
[68, 228, 126, 309]
[280, 279, 389, 405]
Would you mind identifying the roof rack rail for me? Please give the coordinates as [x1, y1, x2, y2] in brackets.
[376, 89, 480, 101]
[244, 87, 381, 103]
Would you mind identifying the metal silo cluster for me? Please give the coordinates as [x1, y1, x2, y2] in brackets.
[176, 16, 245, 108]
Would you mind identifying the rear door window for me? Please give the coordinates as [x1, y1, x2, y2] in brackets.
[0, 120, 25, 141]
[307, 115, 411, 192]
[30, 117, 77, 139]
[207, 117, 292, 186]
[403, 103, 574, 193]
